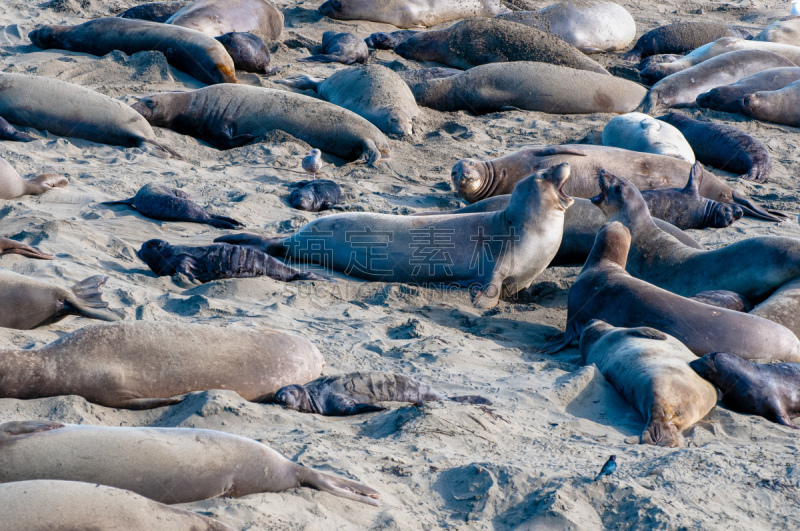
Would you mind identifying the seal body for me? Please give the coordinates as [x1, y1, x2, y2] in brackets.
[751, 277, 800, 339]
[365, 30, 418, 49]
[166, 0, 283, 41]
[696, 67, 800, 113]
[622, 22, 751, 61]
[289, 180, 343, 212]
[299, 31, 368, 64]
[0, 157, 66, 200]
[580, 320, 717, 446]
[216, 32, 274, 74]
[602, 112, 695, 163]
[754, 16, 800, 45]
[741, 79, 800, 126]
[117, 1, 189, 22]
[318, 0, 507, 28]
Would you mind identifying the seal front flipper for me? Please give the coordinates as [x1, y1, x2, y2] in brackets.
[0, 420, 65, 438]
[297, 466, 381, 506]
[115, 394, 185, 410]
[26, 173, 68, 195]
[174, 255, 202, 283]
[66, 275, 122, 322]
[539, 321, 581, 354]
[325, 394, 385, 416]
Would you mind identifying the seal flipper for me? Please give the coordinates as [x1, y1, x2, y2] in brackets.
[298, 54, 348, 63]
[297, 467, 381, 506]
[732, 191, 787, 222]
[325, 394, 385, 416]
[449, 395, 492, 405]
[683, 162, 703, 197]
[101, 198, 135, 207]
[0, 116, 35, 142]
[115, 395, 184, 410]
[0, 237, 54, 260]
[208, 215, 245, 230]
[174, 255, 202, 283]
[26, 173, 68, 195]
[0, 420, 65, 437]
[67, 275, 122, 322]
[540, 321, 581, 354]
[141, 139, 185, 161]
[774, 411, 798, 429]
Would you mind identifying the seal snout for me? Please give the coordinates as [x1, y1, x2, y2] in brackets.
[451, 159, 481, 195]
[546, 162, 573, 210]
[590, 170, 612, 206]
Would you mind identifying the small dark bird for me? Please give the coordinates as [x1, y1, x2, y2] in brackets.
[594, 455, 616, 481]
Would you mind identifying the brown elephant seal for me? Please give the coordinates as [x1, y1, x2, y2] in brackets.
[216, 32, 275, 74]
[690, 352, 800, 428]
[0, 73, 181, 158]
[299, 31, 368, 65]
[0, 421, 380, 505]
[754, 16, 800, 46]
[579, 320, 717, 446]
[451, 144, 781, 221]
[166, 0, 283, 41]
[275, 371, 491, 416]
[750, 277, 800, 338]
[0, 480, 234, 531]
[543, 222, 800, 362]
[365, 30, 418, 49]
[276, 65, 417, 138]
[132, 85, 390, 163]
[696, 67, 800, 113]
[0, 116, 33, 142]
[117, 1, 189, 22]
[741, 79, 800, 127]
[0, 157, 66, 200]
[0, 237, 53, 260]
[395, 19, 609, 74]
[408, 62, 645, 115]
[601, 112, 695, 162]
[29, 18, 237, 85]
[661, 113, 772, 183]
[0, 271, 119, 330]
[0, 321, 323, 407]
[621, 22, 751, 62]
[318, 0, 507, 28]
[216, 163, 574, 308]
[289, 179, 343, 212]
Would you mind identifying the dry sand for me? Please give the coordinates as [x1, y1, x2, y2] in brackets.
[0, 0, 799, 529]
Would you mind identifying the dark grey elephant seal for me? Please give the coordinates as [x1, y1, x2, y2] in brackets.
[0, 157, 67, 200]
[318, 0, 507, 28]
[690, 352, 800, 428]
[741, 79, 800, 127]
[0, 237, 53, 260]
[0, 116, 33, 142]
[103, 182, 244, 229]
[622, 22, 751, 62]
[299, 31, 368, 65]
[365, 30, 418, 49]
[289, 180, 343, 212]
[275, 371, 491, 416]
[137, 240, 329, 284]
[661, 113, 772, 183]
[216, 32, 275, 74]
[0, 321, 323, 407]
[117, 1, 189, 23]
[0, 480, 233, 531]
[395, 18, 609, 74]
[696, 67, 800, 113]
[166, 0, 283, 41]
[0, 421, 380, 505]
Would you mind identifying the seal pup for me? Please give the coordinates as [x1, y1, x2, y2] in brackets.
[696, 67, 800, 113]
[751, 277, 800, 338]
[132, 85, 390, 164]
[0, 237, 53, 260]
[542, 222, 800, 363]
[274, 371, 491, 416]
[289, 180, 343, 212]
[602, 112, 695, 163]
[690, 352, 800, 428]
[621, 21, 751, 61]
[0, 321, 324, 407]
[137, 240, 328, 284]
[166, 0, 284, 41]
[394, 19, 609, 75]
[298, 32, 368, 65]
[0, 116, 33, 142]
[754, 16, 800, 45]
[365, 30, 418, 49]
[0, 480, 234, 531]
[117, 1, 189, 22]
[318, 0, 507, 28]
[302, 149, 322, 177]
[216, 32, 276, 74]
[216, 163, 575, 308]
[103, 182, 243, 229]
[741, 79, 800, 127]
[0, 421, 380, 505]
[0, 271, 119, 330]
[661, 113, 772, 183]
[579, 320, 717, 446]
[0, 157, 66, 200]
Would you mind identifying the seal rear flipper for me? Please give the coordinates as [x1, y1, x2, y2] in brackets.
[273, 75, 323, 92]
[298, 467, 381, 506]
[298, 54, 347, 63]
[449, 395, 492, 405]
[100, 198, 134, 207]
[0, 420, 65, 437]
[214, 233, 287, 256]
[141, 139, 185, 161]
[68, 275, 122, 322]
[115, 395, 185, 410]
[325, 394, 384, 415]
[731, 191, 787, 222]
[208, 215, 245, 230]
[0, 238, 54, 260]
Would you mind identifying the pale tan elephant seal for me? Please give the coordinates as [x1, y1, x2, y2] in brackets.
[318, 0, 507, 28]
[751, 277, 800, 339]
[754, 16, 800, 46]
[741, 79, 800, 127]
[0, 157, 66, 200]
[166, 0, 283, 41]
[601, 112, 695, 162]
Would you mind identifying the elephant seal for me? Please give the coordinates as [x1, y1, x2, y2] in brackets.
[0, 421, 380, 505]
[166, 0, 283, 41]
[543, 222, 800, 362]
[0, 321, 323, 407]
[396, 66, 461, 87]
[216, 32, 275, 74]
[408, 62, 645, 115]
[117, 1, 189, 22]
[318, 0, 507, 28]
[689, 352, 800, 428]
[276, 65, 417, 138]
[289, 180, 343, 212]
[137, 240, 329, 284]
[395, 19, 609, 74]
[365, 30, 418, 49]
[216, 163, 575, 308]
[754, 16, 800, 46]
[299, 31, 368, 65]
[496, 1, 636, 53]
[0, 157, 66, 200]
[751, 277, 800, 338]
[622, 22, 751, 62]
[274, 371, 491, 415]
[132, 85, 390, 163]
[451, 144, 781, 221]
[0, 73, 182, 158]
[0, 237, 53, 260]
[103, 182, 244, 229]
[741, 79, 800, 127]
[579, 320, 717, 446]
[661, 113, 772, 183]
[602, 112, 695, 163]
[695, 67, 800, 113]
[0, 116, 33, 142]
[0, 480, 233, 531]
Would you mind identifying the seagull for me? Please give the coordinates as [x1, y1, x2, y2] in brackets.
[302, 149, 322, 179]
[594, 455, 616, 481]
[793, 0, 800, 15]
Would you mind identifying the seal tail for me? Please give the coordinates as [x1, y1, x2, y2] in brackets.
[732, 191, 787, 222]
[273, 75, 323, 92]
[68, 275, 122, 322]
[449, 395, 492, 405]
[142, 139, 186, 161]
[208, 215, 245, 230]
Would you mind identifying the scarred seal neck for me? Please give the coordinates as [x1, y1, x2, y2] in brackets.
[584, 222, 631, 270]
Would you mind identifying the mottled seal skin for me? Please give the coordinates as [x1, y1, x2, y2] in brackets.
[621, 22, 751, 62]
[299, 31, 368, 65]
[0, 157, 66, 200]
[754, 16, 800, 46]
[289, 180, 343, 212]
[117, 1, 189, 22]
[318, 0, 507, 28]
[396, 67, 462, 87]
[395, 18, 609, 74]
[104, 182, 244, 229]
[689, 290, 751, 312]
[0, 237, 53, 260]
[274, 371, 491, 416]
[661, 113, 772, 183]
[0, 116, 33, 142]
[166, 0, 284, 41]
[579, 320, 717, 447]
[216, 32, 275, 74]
[365, 30, 418, 49]
[696, 67, 800, 113]
[0, 421, 380, 505]
[751, 277, 800, 338]
[602, 112, 695, 163]
[0, 270, 119, 330]
[542, 221, 800, 363]
[690, 352, 800, 428]
[137, 240, 329, 284]
[741, 79, 800, 127]
[0, 480, 234, 531]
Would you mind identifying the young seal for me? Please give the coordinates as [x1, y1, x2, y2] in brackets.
[318, 0, 507, 28]
[750, 277, 800, 338]
[741, 79, 800, 127]
[661, 113, 772, 183]
[274, 371, 491, 416]
[117, 1, 189, 22]
[621, 22, 751, 62]
[0, 421, 380, 505]
[298, 31, 368, 65]
[0, 271, 119, 330]
[29, 18, 237, 85]
[394, 19, 609, 75]
[165, 0, 284, 41]
[137, 240, 329, 284]
[216, 163, 575, 308]
[602, 112, 695, 163]
[365, 30, 418, 49]
[695, 67, 800, 113]
[103, 182, 244, 229]
[0, 321, 323, 407]
[0, 157, 66, 200]
[689, 352, 800, 428]
[579, 320, 717, 447]
[542, 222, 800, 363]
[0, 480, 234, 531]
[132, 85, 390, 164]
[0, 116, 34, 142]
[289, 180, 343, 212]
[0, 237, 54, 260]
[754, 16, 800, 46]
[216, 32, 276, 74]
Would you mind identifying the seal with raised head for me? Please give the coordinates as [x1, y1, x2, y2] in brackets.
[695, 67, 800, 113]
[0, 116, 33, 142]
[0, 157, 66, 200]
[621, 22, 751, 62]
[0, 421, 380, 505]
[0, 237, 53, 260]
[754, 16, 800, 46]
[117, 1, 189, 22]
[318, 0, 507, 28]
[289, 180, 343, 212]
[601, 112, 695, 163]
[275, 371, 491, 415]
[579, 320, 718, 446]
[365, 30, 418, 49]
[741, 79, 800, 127]
[216, 32, 275, 74]
[166, 0, 283, 41]
[298, 31, 368, 65]
[0, 321, 323, 407]
[690, 352, 800, 428]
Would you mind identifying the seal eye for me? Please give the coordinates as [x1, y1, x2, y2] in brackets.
[146, 100, 155, 110]
[469, 161, 475, 166]
[613, 185, 622, 195]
